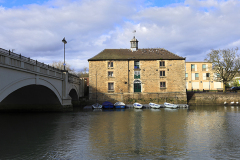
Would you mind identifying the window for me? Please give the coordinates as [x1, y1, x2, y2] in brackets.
[134, 61, 140, 69]
[160, 82, 166, 88]
[160, 61, 165, 67]
[202, 64, 206, 71]
[195, 73, 199, 80]
[160, 71, 165, 77]
[217, 73, 220, 77]
[134, 71, 140, 79]
[185, 73, 188, 80]
[191, 64, 195, 71]
[108, 71, 113, 77]
[108, 82, 114, 91]
[108, 61, 113, 68]
[206, 73, 210, 80]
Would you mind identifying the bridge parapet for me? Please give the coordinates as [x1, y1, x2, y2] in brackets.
[0, 48, 63, 79]
[68, 73, 81, 84]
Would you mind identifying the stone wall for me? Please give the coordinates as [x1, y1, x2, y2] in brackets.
[187, 92, 240, 105]
[89, 92, 187, 105]
[89, 59, 187, 103]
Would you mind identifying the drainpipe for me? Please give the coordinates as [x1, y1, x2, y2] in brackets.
[128, 60, 129, 93]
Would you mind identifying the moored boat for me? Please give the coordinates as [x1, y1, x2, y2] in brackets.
[133, 103, 143, 109]
[114, 102, 125, 109]
[164, 102, 179, 109]
[149, 102, 161, 109]
[92, 103, 102, 109]
[102, 101, 114, 109]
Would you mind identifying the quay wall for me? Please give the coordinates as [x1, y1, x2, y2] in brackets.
[187, 92, 240, 105]
[89, 92, 187, 105]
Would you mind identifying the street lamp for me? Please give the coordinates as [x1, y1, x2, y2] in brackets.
[62, 37, 67, 71]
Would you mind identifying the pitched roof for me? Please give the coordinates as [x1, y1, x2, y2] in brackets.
[88, 48, 185, 61]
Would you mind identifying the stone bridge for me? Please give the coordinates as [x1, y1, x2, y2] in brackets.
[0, 48, 84, 111]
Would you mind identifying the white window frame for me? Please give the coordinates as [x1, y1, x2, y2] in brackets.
[108, 71, 113, 77]
[108, 61, 113, 68]
[160, 70, 165, 77]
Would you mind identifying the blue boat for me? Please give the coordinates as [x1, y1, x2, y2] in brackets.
[114, 102, 125, 109]
[102, 101, 114, 109]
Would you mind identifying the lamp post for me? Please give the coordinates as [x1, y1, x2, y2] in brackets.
[62, 37, 67, 71]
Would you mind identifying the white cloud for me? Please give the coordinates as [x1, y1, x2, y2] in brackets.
[0, 0, 240, 70]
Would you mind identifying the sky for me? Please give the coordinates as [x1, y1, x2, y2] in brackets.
[0, 0, 240, 72]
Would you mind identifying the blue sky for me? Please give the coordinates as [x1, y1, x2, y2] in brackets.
[1, 0, 185, 8]
[0, 0, 45, 8]
[0, 0, 240, 71]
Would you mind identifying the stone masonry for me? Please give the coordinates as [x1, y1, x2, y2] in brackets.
[89, 59, 187, 104]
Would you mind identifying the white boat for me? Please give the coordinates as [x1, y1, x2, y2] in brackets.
[133, 103, 143, 109]
[92, 103, 102, 109]
[114, 102, 126, 109]
[164, 102, 179, 109]
[149, 102, 161, 109]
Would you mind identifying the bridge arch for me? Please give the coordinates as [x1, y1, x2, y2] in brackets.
[0, 77, 62, 104]
[67, 84, 79, 99]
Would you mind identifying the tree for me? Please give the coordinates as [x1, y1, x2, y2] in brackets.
[232, 78, 240, 87]
[204, 48, 240, 92]
[50, 61, 75, 73]
[76, 67, 89, 78]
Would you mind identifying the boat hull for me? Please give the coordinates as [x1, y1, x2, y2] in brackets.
[133, 103, 143, 109]
[103, 105, 114, 109]
[115, 105, 125, 109]
[114, 102, 126, 109]
[149, 103, 161, 109]
[92, 103, 102, 109]
[164, 102, 178, 109]
[102, 101, 114, 109]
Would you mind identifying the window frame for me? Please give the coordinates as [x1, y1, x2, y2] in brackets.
[108, 82, 114, 91]
[134, 71, 140, 79]
[206, 73, 210, 80]
[134, 60, 140, 69]
[108, 71, 114, 77]
[160, 70, 165, 77]
[195, 73, 199, 80]
[202, 64, 206, 71]
[191, 64, 195, 71]
[160, 81, 166, 88]
[108, 61, 113, 68]
[159, 61, 165, 67]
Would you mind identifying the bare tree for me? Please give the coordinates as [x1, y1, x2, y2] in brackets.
[204, 47, 240, 92]
[50, 61, 75, 73]
[76, 67, 89, 78]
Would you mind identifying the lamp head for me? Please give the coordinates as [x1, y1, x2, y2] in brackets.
[62, 37, 67, 44]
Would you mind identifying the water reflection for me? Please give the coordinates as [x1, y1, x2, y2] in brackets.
[0, 106, 240, 159]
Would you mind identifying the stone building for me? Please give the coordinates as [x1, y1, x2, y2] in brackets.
[185, 62, 223, 90]
[88, 37, 187, 104]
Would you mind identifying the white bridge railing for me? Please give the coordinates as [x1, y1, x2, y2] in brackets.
[0, 48, 63, 79]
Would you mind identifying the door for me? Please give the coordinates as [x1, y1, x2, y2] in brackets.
[134, 80, 141, 92]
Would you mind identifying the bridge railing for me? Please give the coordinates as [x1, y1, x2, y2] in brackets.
[0, 48, 63, 78]
[68, 73, 81, 84]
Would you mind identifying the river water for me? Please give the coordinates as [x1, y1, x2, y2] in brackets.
[0, 106, 240, 159]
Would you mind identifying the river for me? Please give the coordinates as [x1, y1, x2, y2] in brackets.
[0, 106, 240, 159]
